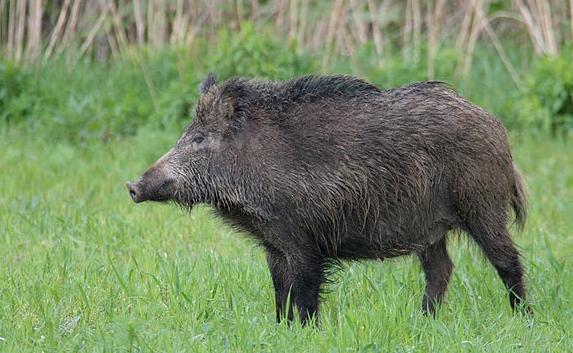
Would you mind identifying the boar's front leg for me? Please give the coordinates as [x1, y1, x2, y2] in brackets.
[266, 244, 325, 325]
[265, 246, 294, 323]
[289, 253, 326, 325]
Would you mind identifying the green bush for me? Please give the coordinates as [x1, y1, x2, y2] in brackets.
[0, 26, 318, 143]
[2, 37, 571, 142]
[0, 59, 32, 126]
[210, 22, 317, 80]
[517, 53, 573, 134]
[34, 59, 158, 141]
[0, 52, 190, 142]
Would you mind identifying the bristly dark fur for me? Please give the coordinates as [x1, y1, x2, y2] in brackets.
[131, 74, 530, 325]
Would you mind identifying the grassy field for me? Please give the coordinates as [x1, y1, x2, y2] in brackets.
[0, 126, 571, 352]
[1, 1, 572, 351]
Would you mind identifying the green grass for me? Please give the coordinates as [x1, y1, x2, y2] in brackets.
[0, 127, 572, 352]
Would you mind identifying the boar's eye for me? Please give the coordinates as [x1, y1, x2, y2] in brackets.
[191, 134, 206, 150]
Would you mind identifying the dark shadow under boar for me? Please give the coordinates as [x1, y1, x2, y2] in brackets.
[127, 74, 529, 324]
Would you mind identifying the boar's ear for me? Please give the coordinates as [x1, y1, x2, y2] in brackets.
[199, 72, 217, 95]
[219, 79, 255, 126]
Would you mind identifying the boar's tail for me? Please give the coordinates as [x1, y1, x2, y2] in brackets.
[511, 163, 527, 233]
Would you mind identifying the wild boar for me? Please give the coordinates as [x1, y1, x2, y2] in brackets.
[127, 74, 529, 324]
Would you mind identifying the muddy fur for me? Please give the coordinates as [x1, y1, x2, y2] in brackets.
[128, 74, 529, 324]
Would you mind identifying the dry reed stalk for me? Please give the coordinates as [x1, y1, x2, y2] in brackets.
[179, 3, 193, 46]
[14, 0, 26, 62]
[533, 0, 550, 50]
[455, 0, 473, 53]
[461, 0, 482, 77]
[289, 0, 298, 41]
[184, 3, 209, 49]
[411, 0, 421, 62]
[184, 19, 200, 49]
[7, 0, 16, 58]
[79, 3, 110, 57]
[251, 0, 259, 21]
[171, 0, 184, 45]
[472, 0, 521, 87]
[570, 0, 573, 49]
[515, 0, 540, 53]
[531, 0, 550, 53]
[276, 0, 287, 31]
[158, 0, 167, 46]
[427, 0, 446, 79]
[322, 0, 345, 70]
[349, 0, 368, 45]
[24, 0, 33, 61]
[25, 0, 43, 64]
[538, 0, 557, 54]
[297, 0, 308, 51]
[0, 0, 7, 46]
[340, 21, 357, 64]
[58, 0, 81, 56]
[367, 0, 386, 63]
[108, 0, 128, 52]
[483, 26, 522, 87]
[134, 0, 145, 45]
[106, 24, 119, 58]
[515, 0, 557, 55]
[4, 0, 573, 65]
[426, 1, 433, 78]
[213, 1, 224, 29]
[309, 20, 326, 53]
[235, 0, 244, 28]
[402, 0, 422, 62]
[367, 0, 380, 58]
[147, 0, 154, 47]
[148, 0, 167, 48]
[550, 0, 561, 42]
[403, 0, 411, 59]
[44, 0, 71, 60]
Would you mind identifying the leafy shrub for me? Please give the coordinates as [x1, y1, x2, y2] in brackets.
[0, 26, 318, 142]
[0, 59, 32, 126]
[210, 22, 317, 80]
[516, 53, 573, 134]
[29, 59, 159, 141]
[3, 36, 570, 142]
[0, 52, 188, 142]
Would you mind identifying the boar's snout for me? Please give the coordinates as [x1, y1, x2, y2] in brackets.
[127, 150, 178, 203]
[126, 181, 144, 203]
[126, 173, 176, 203]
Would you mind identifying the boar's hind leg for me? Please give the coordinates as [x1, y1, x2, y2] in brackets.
[467, 222, 529, 313]
[418, 236, 453, 315]
[266, 246, 294, 323]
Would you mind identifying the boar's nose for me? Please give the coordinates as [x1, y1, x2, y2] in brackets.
[126, 181, 143, 203]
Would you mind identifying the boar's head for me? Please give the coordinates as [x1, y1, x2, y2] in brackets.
[127, 73, 257, 211]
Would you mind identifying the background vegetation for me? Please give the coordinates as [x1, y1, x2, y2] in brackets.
[1, 0, 573, 139]
[1, 0, 572, 352]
